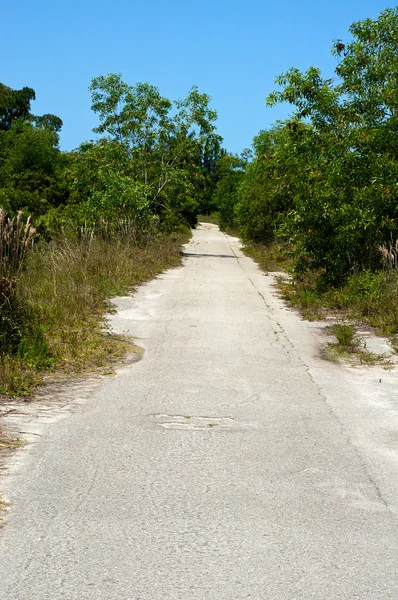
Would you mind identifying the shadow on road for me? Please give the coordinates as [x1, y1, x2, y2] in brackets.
[181, 252, 236, 259]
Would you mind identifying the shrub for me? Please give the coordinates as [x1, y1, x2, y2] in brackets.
[331, 323, 358, 350]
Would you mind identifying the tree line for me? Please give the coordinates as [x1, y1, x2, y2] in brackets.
[214, 7, 398, 286]
[0, 75, 224, 238]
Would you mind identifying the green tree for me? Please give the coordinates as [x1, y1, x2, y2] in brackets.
[262, 7, 398, 283]
[0, 83, 66, 217]
[89, 74, 221, 225]
[42, 139, 153, 237]
[0, 84, 36, 131]
[0, 122, 67, 216]
[212, 152, 247, 229]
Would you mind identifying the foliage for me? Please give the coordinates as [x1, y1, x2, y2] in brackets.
[236, 125, 307, 242]
[0, 122, 68, 216]
[38, 140, 155, 239]
[330, 323, 358, 350]
[0, 84, 36, 131]
[0, 76, 213, 395]
[242, 241, 292, 273]
[0, 77, 223, 234]
[89, 74, 222, 226]
[0, 83, 67, 218]
[212, 152, 247, 230]
[225, 8, 398, 287]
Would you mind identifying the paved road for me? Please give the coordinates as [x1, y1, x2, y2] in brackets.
[2, 224, 398, 599]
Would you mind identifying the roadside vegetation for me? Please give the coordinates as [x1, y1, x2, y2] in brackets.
[0, 226, 187, 395]
[0, 76, 219, 395]
[206, 7, 398, 349]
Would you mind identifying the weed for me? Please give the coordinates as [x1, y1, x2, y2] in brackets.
[327, 323, 385, 364]
[243, 241, 292, 273]
[0, 354, 37, 396]
[278, 279, 324, 321]
[0, 496, 9, 523]
[197, 213, 219, 225]
[379, 241, 398, 270]
[18, 326, 52, 369]
[0, 210, 36, 354]
[358, 352, 386, 365]
[0, 209, 35, 291]
[331, 323, 359, 350]
[0, 437, 25, 449]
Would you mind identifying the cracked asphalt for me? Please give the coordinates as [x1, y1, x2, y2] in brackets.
[2, 223, 398, 599]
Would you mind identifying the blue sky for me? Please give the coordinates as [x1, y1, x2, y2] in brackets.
[2, 0, 394, 154]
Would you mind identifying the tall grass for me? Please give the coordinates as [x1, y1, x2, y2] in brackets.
[243, 241, 292, 273]
[378, 241, 398, 270]
[0, 210, 35, 352]
[0, 227, 188, 395]
[0, 210, 35, 283]
[197, 213, 219, 225]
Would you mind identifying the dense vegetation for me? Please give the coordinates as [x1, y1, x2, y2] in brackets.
[0, 76, 223, 233]
[212, 7, 398, 334]
[0, 76, 222, 394]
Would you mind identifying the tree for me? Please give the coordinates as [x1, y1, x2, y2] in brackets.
[0, 84, 36, 131]
[0, 83, 66, 217]
[261, 7, 398, 283]
[0, 121, 67, 216]
[68, 139, 152, 227]
[89, 74, 222, 224]
[212, 152, 247, 229]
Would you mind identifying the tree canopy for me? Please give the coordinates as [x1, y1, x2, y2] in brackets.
[213, 7, 398, 285]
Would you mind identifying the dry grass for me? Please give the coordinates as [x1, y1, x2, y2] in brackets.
[379, 241, 398, 270]
[0, 210, 35, 305]
[243, 241, 292, 273]
[0, 230, 189, 396]
[197, 213, 219, 225]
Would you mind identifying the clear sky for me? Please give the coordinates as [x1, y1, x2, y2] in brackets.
[2, 0, 394, 154]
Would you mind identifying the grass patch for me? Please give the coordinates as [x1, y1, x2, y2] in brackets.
[330, 323, 359, 351]
[327, 323, 386, 365]
[197, 213, 219, 225]
[325, 271, 398, 334]
[243, 241, 292, 273]
[0, 436, 25, 449]
[222, 225, 240, 237]
[280, 283, 324, 321]
[357, 352, 387, 365]
[276, 268, 398, 335]
[0, 354, 38, 396]
[0, 496, 9, 523]
[0, 231, 189, 397]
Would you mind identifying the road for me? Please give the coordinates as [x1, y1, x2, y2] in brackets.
[1, 223, 398, 599]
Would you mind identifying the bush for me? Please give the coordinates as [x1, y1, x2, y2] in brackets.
[331, 323, 358, 350]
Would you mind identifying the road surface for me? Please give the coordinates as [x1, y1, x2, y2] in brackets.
[1, 224, 398, 599]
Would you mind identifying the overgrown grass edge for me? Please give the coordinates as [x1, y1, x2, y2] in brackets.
[0, 230, 191, 397]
